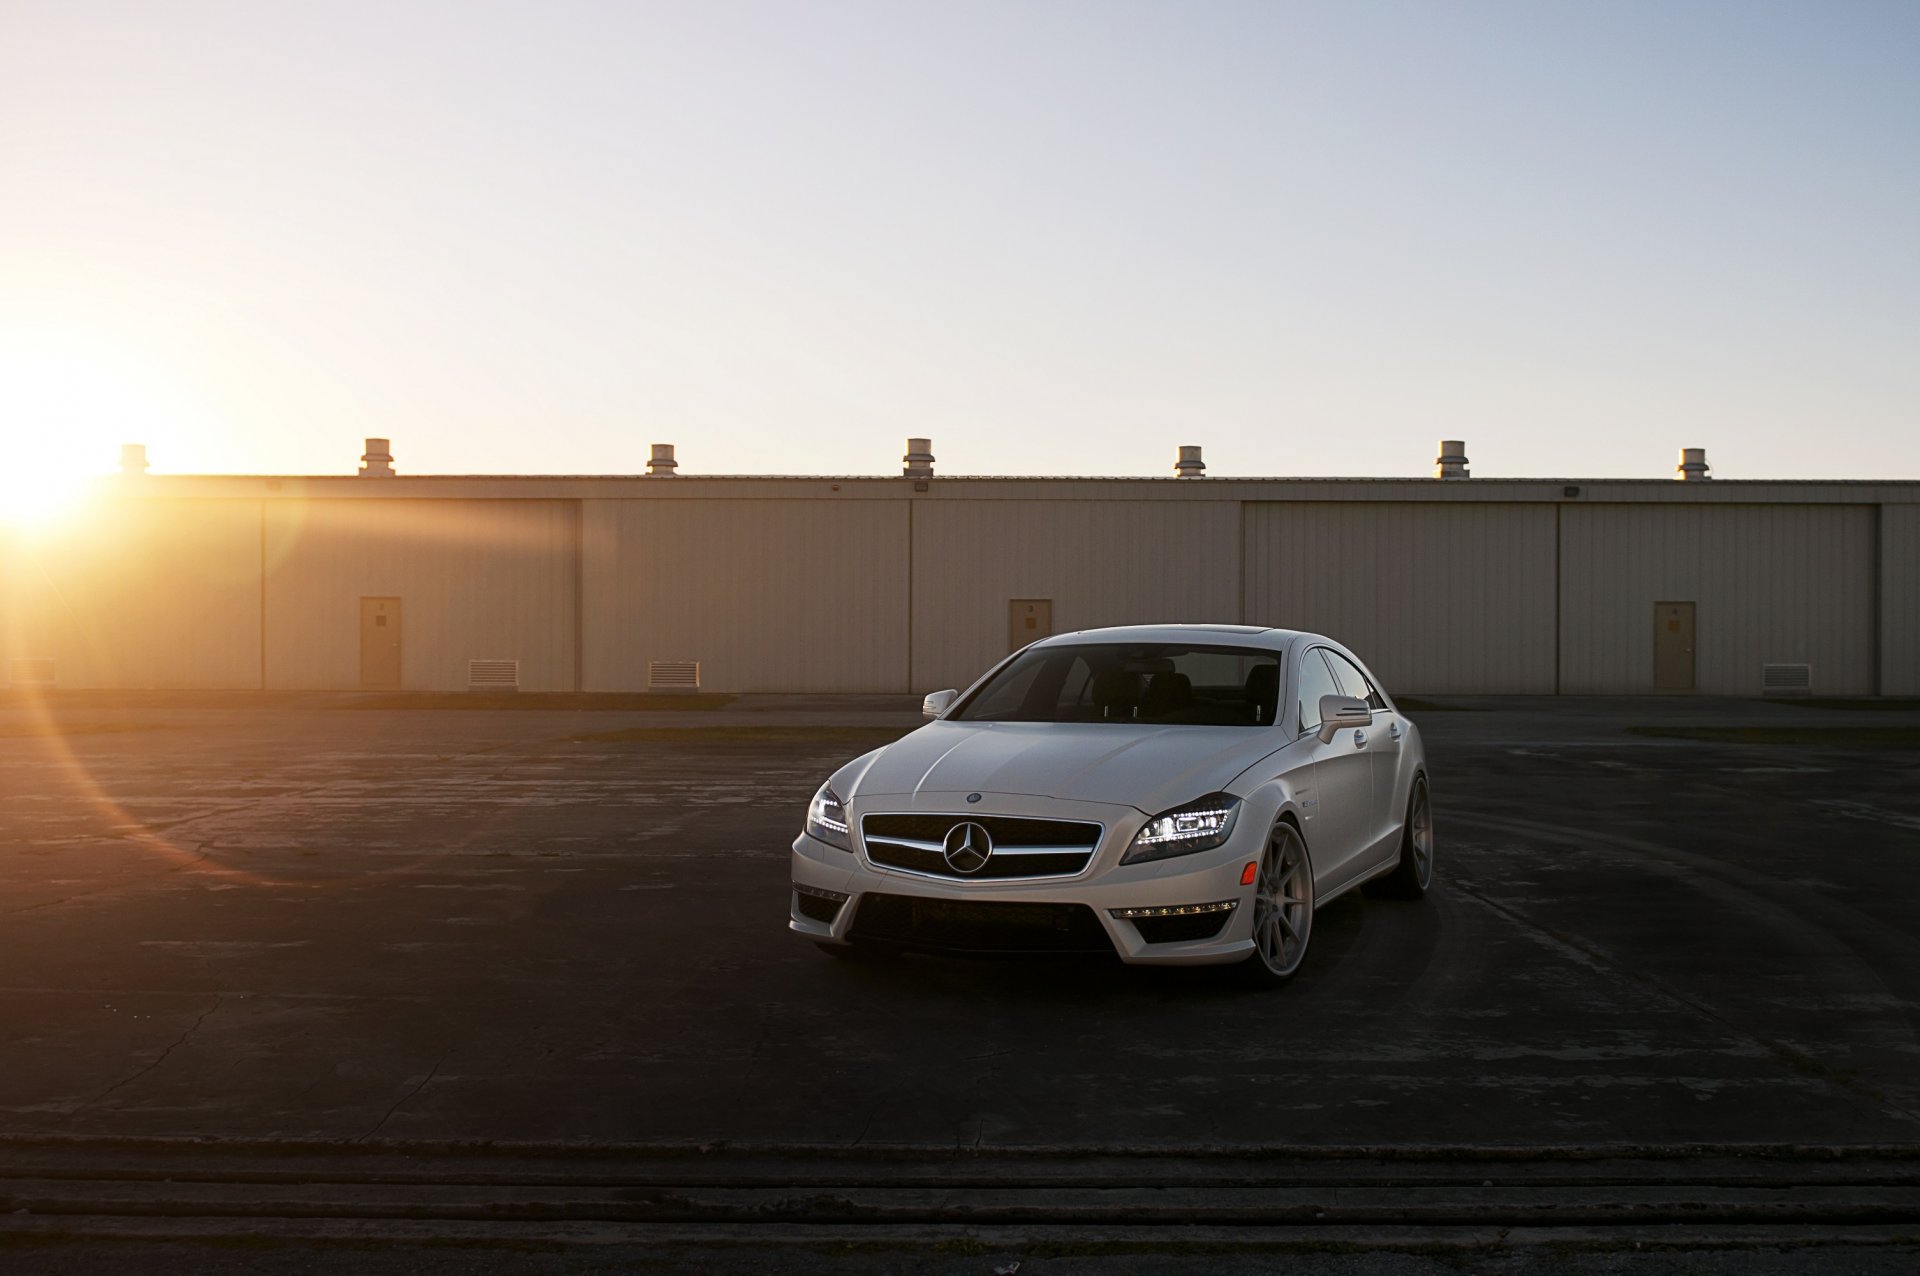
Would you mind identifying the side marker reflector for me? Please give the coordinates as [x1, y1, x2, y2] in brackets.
[1240, 862, 1258, 886]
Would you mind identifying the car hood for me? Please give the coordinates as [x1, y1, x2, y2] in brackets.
[847, 720, 1284, 813]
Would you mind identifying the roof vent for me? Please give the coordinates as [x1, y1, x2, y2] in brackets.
[1676, 447, 1711, 481]
[1761, 663, 1811, 696]
[1434, 440, 1469, 480]
[646, 443, 678, 476]
[467, 659, 520, 692]
[120, 443, 148, 475]
[1174, 445, 1206, 478]
[360, 438, 394, 477]
[903, 438, 935, 479]
[648, 660, 701, 692]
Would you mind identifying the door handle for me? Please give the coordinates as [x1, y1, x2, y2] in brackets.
[1352, 729, 1366, 748]
[1389, 721, 1402, 741]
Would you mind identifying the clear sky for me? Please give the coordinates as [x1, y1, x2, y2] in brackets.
[3, 0, 1917, 485]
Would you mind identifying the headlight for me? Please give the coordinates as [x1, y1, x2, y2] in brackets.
[805, 782, 852, 851]
[1120, 793, 1242, 865]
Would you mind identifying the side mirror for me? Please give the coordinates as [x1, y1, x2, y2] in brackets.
[1316, 694, 1372, 743]
[922, 689, 958, 719]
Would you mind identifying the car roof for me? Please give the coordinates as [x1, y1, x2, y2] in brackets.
[1033, 624, 1311, 651]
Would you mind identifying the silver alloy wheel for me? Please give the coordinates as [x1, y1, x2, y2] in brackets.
[1251, 823, 1313, 978]
[1409, 779, 1434, 890]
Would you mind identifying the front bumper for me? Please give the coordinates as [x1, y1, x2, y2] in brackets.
[788, 798, 1263, 966]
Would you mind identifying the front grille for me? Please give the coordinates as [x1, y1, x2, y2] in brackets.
[861, 813, 1101, 881]
[1131, 912, 1232, 944]
[848, 893, 1114, 955]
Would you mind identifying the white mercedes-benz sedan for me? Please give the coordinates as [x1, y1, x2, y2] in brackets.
[788, 625, 1432, 984]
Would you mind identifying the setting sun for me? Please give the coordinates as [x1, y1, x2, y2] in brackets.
[0, 333, 180, 529]
[0, 443, 99, 530]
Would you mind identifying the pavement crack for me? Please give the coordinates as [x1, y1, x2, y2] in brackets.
[356, 1053, 447, 1142]
[79, 994, 224, 1110]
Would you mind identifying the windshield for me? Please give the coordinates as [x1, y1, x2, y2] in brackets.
[952, 643, 1283, 726]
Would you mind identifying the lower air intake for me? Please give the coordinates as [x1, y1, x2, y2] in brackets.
[1131, 912, 1233, 944]
[848, 894, 1113, 955]
[793, 884, 848, 925]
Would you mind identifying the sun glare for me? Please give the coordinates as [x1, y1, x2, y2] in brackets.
[0, 437, 104, 530]
[0, 333, 185, 530]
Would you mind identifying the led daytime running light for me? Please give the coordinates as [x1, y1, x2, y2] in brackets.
[1132, 805, 1236, 845]
[811, 797, 848, 835]
[805, 782, 853, 850]
[1121, 792, 1242, 864]
[1110, 900, 1237, 919]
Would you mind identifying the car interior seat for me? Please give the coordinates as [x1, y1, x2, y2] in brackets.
[1090, 669, 1142, 721]
[1140, 671, 1195, 719]
[1245, 664, 1279, 727]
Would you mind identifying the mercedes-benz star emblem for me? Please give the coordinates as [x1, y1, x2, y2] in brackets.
[941, 821, 993, 874]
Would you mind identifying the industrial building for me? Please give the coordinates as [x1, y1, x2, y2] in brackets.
[4, 439, 1916, 698]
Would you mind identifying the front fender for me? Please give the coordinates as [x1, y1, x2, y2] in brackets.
[1395, 719, 1428, 816]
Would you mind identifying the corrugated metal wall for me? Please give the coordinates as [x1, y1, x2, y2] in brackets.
[909, 500, 1241, 693]
[1243, 502, 1558, 693]
[2, 500, 261, 688]
[6, 482, 1911, 698]
[581, 498, 909, 692]
[1558, 504, 1876, 695]
[1879, 504, 1918, 695]
[265, 499, 579, 691]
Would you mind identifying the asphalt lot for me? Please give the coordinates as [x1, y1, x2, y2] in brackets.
[2, 692, 1918, 1269]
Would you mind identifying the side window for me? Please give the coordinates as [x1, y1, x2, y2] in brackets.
[1323, 649, 1386, 710]
[1296, 649, 1342, 734]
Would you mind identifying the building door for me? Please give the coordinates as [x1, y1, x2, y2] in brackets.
[1653, 601, 1694, 691]
[360, 597, 402, 689]
[1009, 599, 1052, 653]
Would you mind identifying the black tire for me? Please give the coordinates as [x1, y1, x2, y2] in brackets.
[1237, 820, 1314, 986]
[1369, 775, 1434, 900]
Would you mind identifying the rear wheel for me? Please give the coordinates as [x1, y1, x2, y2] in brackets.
[1238, 821, 1314, 986]
[1369, 775, 1433, 899]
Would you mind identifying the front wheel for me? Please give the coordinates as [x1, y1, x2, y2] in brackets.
[1238, 821, 1314, 986]
[1369, 775, 1434, 900]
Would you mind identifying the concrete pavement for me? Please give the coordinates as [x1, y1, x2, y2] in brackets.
[2, 693, 1917, 1266]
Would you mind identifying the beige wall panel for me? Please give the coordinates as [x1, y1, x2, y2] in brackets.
[265, 500, 578, 691]
[1560, 504, 1875, 695]
[2, 500, 260, 688]
[1879, 504, 1919, 695]
[910, 501, 1240, 693]
[582, 499, 908, 692]
[1244, 502, 1557, 694]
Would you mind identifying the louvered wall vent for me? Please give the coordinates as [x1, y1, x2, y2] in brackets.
[467, 659, 520, 692]
[8, 658, 55, 688]
[648, 660, 701, 692]
[1761, 663, 1812, 696]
